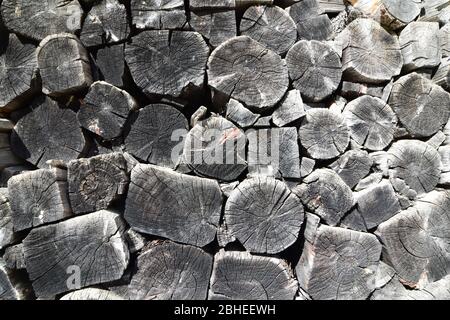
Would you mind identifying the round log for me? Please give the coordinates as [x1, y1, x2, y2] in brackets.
[80, 0, 129, 47]
[0, 188, 14, 249]
[343, 95, 398, 151]
[23, 210, 129, 297]
[207, 35, 289, 112]
[124, 164, 222, 247]
[125, 31, 209, 97]
[209, 250, 298, 300]
[78, 81, 138, 140]
[61, 288, 123, 300]
[37, 33, 93, 97]
[293, 168, 354, 226]
[329, 149, 373, 189]
[0, 34, 37, 113]
[1, 0, 83, 41]
[11, 96, 87, 168]
[286, 40, 342, 102]
[240, 5, 297, 55]
[298, 108, 350, 160]
[124, 241, 213, 300]
[387, 140, 442, 195]
[125, 104, 188, 169]
[342, 18, 403, 83]
[67, 152, 129, 215]
[183, 115, 247, 181]
[224, 177, 304, 254]
[389, 73, 450, 138]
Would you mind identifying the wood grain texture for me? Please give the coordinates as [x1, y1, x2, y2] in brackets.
[329, 149, 373, 189]
[61, 288, 124, 300]
[272, 89, 305, 127]
[131, 0, 187, 30]
[0, 188, 15, 249]
[95, 45, 125, 87]
[190, 10, 236, 48]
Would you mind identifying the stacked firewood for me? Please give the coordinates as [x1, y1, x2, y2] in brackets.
[1, 0, 450, 300]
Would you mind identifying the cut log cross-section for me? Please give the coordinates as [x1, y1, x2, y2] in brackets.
[124, 164, 222, 247]
[190, 10, 236, 48]
[125, 31, 209, 97]
[208, 36, 289, 112]
[209, 250, 298, 300]
[23, 210, 129, 297]
[329, 149, 373, 189]
[11, 96, 87, 168]
[131, 0, 187, 30]
[68, 152, 129, 215]
[225, 177, 304, 254]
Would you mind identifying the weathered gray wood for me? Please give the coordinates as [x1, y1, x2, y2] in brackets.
[124, 229, 145, 254]
[286, 40, 342, 102]
[299, 108, 350, 160]
[294, 169, 353, 226]
[131, 0, 187, 30]
[247, 128, 301, 179]
[432, 57, 450, 90]
[208, 36, 289, 112]
[78, 81, 137, 140]
[68, 152, 128, 215]
[240, 5, 297, 55]
[420, 0, 450, 24]
[23, 210, 129, 297]
[191, 106, 209, 128]
[0, 165, 32, 187]
[341, 82, 385, 99]
[80, 0, 129, 47]
[124, 164, 222, 247]
[123, 241, 213, 300]
[3, 244, 25, 270]
[329, 149, 372, 189]
[317, 0, 345, 13]
[400, 22, 441, 72]
[0, 34, 37, 113]
[388, 140, 441, 195]
[354, 180, 400, 229]
[441, 24, 450, 57]
[8, 168, 71, 231]
[37, 33, 93, 97]
[125, 31, 208, 97]
[11, 96, 87, 168]
[61, 288, 124, 300]
[125, 104, 188, 168]
[209, 250, 298, 300]
[225, 177, 304, 254]
[300, 157, 315, 178]
[1, 0, 83, 41]
[190, 0, 273, 10]
[376, 190, 450, 288]
[0, 188, 15, 249]
[389, 73, 450, 137]
[439, 145, 450, 185]
[183, 115, 247, 181]
[226, 99, 260, 128]
[190, 10, 236, 48]
[272, 90, 305, 127]
[297, 213, 381, 300]
[288, 0, 334, 41]
[343, 95, 398, 151]
[96, 44, 125, 88]
[342, 18, 403, 83]
[253, 115, 272, 127]
[0, 259, 21, 300]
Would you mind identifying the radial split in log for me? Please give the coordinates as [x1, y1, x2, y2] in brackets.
[124, 164, 222, 247]
[1, 0, 83, 41]
[329, 149, 373, 189]
[125, 31, 209, 97]
[208, 36, 289, 112]
[11, 96, 87, 168]
[7, 168, 71, 231]
[0, 34, 37, 113]
[209, 250, 298, 300]
[341, 18, 403, 83]
[225, 177, 304, 254]
[296, 213, 382, 300]
[190, 10, 236, 48]
[376, 190, 450, 288]
[183, 115, 247, 181]
[0, 188, 15, 249]
[61, 288, 123, 300]
[388, 140, 442, 195]
[78, 81, 137, 140]
[389, 73, 450, 137]
[293, 168, 354, 226]
[240, 5, 297, 55]
[96, 45, 125, 88]
[68, 152, 129, 215]
[124, 241, 213, 300]
[131, 0, 187, 30]
[23, 210, 129, 297]
[125, 104, 188, 168]
[343, 95, 397, 151]
[286, 40, 342, 102]
[37, 33, 93, 96]
[80, 0, 129, 47]
[299, 108, 350, 160]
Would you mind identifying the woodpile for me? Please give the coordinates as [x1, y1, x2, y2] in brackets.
[0, 0, 449, 301]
